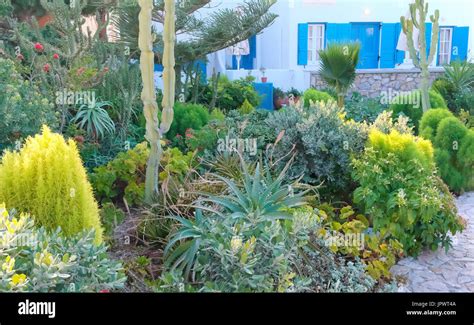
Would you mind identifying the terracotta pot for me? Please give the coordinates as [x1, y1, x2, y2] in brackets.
[261, 77, 268, 83]
[37, 14, 53, 27]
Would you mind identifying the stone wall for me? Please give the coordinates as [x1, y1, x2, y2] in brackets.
[310, 68, 445, 98]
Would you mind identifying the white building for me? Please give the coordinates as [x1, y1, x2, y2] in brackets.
[204, 0, 473, 91]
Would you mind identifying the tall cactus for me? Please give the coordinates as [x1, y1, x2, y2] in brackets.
[138, 0, 175, 204]
[401, 0, 439, 112]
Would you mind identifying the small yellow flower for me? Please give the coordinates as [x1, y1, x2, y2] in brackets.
[230, 236, 243, 253]
[34, 251, 54, 266]
[2, 256, 15, 272]
[10, 273, 27, 286]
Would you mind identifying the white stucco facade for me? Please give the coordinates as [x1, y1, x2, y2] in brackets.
[203, 0, 474, 91]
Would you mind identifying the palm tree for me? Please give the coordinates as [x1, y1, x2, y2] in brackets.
[318, 42, 360, 108]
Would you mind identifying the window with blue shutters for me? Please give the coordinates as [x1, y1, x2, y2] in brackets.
[326, 23, 352, 44]
[451, 26, 469, 62]
[297, 23, 309, 65]
[232, 35, 256, 70]
[380, 23, 405, 68]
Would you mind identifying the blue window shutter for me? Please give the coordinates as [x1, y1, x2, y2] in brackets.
[326, 23, 352, 44]
[395, 23, 405, 64]
[425, 22, 433, 59]
[380, 23, 398, 68]
[298, 23, 308, 65]
[452, 26, 469, 61]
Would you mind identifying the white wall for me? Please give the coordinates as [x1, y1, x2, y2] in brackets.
[193, 0, 474, 90]
[252, 0, 474, 90]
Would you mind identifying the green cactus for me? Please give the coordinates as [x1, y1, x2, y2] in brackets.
[400, 0, 439, 112]
[138, 0, 175, 204]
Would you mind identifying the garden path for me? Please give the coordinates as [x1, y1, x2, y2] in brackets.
[390, 192, 474, 292]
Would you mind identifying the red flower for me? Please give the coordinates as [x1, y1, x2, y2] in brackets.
[43, 63, 50, 73]
[53, 53, 59, 60]
[16, 53, 24, 61]
[185, 128, 194, 139]
[99, 289, 110, 293]
[34, 42, 44, 52]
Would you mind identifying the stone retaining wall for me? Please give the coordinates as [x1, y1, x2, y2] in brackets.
[310, 68, 445, 98]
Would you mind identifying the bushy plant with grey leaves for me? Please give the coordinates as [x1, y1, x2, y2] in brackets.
[265, 102, 368, 195]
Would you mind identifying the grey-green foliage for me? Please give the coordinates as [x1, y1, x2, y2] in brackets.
[265, 102, 368, 194]
[0, 207, 126, 292]
[160, 161, 376, 292]
[372, 111, 414, 135]
[0, 58, 57, 149]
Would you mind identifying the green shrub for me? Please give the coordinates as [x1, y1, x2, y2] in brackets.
[316, 204, 404, 281]
[0, 204, 126, 292]
[434, 117, 467, 153]
[161, 162, 377, 292]
[432, 78, 458, 112]
[419, 108, 455, 141]
[90, 143, 195, 206]
[0, 58, 57, 149]
[238, 99, 255, 115]
[0, 126, 103, 243]
[344, 92, 388, 123]
[372, 111, 413, 135]
[210, 108, 225, 121]
[458, 130, 474, 190]
[166, 102, 210, 140]
[390, 90, 447, 133]
[352, 129, 463, 256]
[100, 202, 126, 240]
[265, 102, 368, 195]
[199, 76, 261, 112]
[303, 88, 334, 107]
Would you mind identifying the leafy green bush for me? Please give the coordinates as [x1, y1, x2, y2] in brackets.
[0, 204, 126, 292]
[344, 92, 388, 123]
[0, 126, 103, 243]
[425, 115, 474, 192]
[303, 88, 334, 107]
[372, 111, 413, 135]
[390, 90, 447, 133]
[160, 162, 378, 292]
[198, 76, 261, 112]
[166, 102, 210, 140]
[265, 102, 367, 195]
[90, 143, 194, 206]
[238, 99, 255, 115]
[419, 108, 455, 140]
[0, 58, 57, 148]
[352, 129, 463, 256]
[434, 117, 467, 153]
[316, 204, 404, 281]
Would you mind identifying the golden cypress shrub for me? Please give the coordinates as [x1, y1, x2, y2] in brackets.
[0, 126, 103, 243]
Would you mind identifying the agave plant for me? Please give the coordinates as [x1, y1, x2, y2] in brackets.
[444, 60, 474, 91]
[163, 159, 309, 281]
[71, 101, 115, 140]
[318, 42, 360, 108]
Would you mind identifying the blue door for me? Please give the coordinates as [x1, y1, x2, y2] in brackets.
[351, 23, 380, 69]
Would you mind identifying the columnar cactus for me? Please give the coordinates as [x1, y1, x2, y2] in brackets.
[401, 0, 439, 112]
[138, 0, 175, 204]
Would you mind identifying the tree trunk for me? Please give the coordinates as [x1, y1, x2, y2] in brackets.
[138, 0, 161, 204]
[420, 68, 431, 112]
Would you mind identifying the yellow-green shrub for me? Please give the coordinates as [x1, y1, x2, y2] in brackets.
[0, 126, 103, 243]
